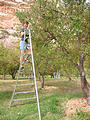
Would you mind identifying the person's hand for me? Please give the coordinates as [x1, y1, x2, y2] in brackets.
[21, 32, 24, 36]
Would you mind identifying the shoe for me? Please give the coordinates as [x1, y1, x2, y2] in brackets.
[24, 59, 29, 63]
[21, 67, 24, 70]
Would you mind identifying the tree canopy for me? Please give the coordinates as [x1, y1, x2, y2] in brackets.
[15, 0, 90, 103]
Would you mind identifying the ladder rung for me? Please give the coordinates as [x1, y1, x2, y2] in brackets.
[22, 61, 32, 64]
[15, 91, 35, 95]
[16, 83, 34, 87]
[24, 53, 31, 56]
[13, 97, 36, 102]
[21, 69, 32, 72]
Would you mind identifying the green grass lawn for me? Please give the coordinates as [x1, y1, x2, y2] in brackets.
[0, 78, 90, 120]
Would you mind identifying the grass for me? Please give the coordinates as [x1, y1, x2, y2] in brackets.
[0, 78, 90, 120]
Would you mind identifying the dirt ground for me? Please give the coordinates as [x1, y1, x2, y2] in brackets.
[62, 98, 90, 119]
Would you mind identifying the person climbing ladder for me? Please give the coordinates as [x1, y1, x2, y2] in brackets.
[20, 21, 31, 69]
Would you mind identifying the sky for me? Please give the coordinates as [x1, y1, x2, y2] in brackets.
[86, 0, 90, 3]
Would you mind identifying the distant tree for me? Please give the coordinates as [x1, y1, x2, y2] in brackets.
[0, 44, 9, 79]
[0, 43, 20, 79]
[7, 49, 20, 79]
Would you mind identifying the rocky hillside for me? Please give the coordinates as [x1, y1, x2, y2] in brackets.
[0, 0, 31, 48]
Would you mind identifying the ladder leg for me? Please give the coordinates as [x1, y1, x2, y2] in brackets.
[29, 29, 41, 120]
[9, 66, 22, 107]
[9, 33, 25, 108]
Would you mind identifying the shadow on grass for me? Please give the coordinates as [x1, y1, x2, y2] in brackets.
[12, 100, 37, 108]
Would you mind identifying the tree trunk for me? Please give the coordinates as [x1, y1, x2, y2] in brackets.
[41, 74, 44, 88]
[80, 72, 90, 105]
[68, 76, 72, 81]
[76, 34, 90, 105]
[76, 56, 90, 104]
[75, 59, 90, 105]
[67, 74, 72, 81]
[11, 72, 16, 79]
[3, 72, 5, 80]
[51, 73, 54, 78]
[75, 55, 90, 105]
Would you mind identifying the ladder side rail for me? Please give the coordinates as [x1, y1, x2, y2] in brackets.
[29, 29, 41, 120]
[17, 29, 26, 81]
[9, 29, 26, 107]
